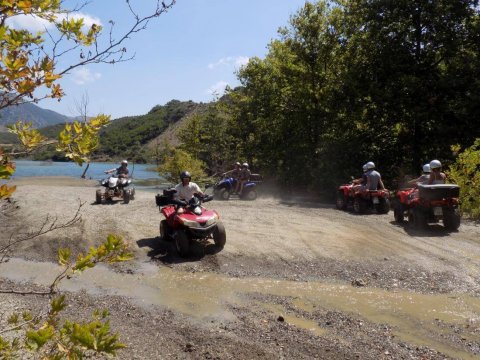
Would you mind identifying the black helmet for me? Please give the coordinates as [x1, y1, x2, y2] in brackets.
[180, 171, 191, 180]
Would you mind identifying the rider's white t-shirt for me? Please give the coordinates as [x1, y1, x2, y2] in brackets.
[174, 182, 202, 200]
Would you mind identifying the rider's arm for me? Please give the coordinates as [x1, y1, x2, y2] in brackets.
[193, 183, 204, 196]
[105, 168, 116, 174]
[379, 178, 385, 190]
[352, 177, 362, 184]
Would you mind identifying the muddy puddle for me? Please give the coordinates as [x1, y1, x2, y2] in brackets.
[2, 258, 479, 359]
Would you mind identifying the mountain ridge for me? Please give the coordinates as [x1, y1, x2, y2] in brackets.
[0, 102, 72, 129]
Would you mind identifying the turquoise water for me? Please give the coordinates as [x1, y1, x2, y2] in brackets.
[12, 160, 159, 180]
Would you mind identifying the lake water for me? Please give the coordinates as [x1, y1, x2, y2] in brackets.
[11, 160, 167, 190]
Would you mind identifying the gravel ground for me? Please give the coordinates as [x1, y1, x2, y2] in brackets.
[1, 177, 479, 359]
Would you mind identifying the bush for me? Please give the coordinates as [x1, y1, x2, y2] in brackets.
[447, 139, 480, 219]
[157, 149, 207, 184]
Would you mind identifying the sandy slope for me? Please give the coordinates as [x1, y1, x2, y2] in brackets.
[1, 177, 480, 359]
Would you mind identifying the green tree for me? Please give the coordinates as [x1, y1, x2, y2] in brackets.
[447, 139, 480, 219]
[157, 148, 207, 184]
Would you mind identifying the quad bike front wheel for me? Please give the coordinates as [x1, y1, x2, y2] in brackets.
[159, 219, 171, 241]
[95, 189, 103, 204]
[175, 230, 190, 257]
[218, 188, 230, 201]
[213, 221, 226, 249]
[130, 188, 136, 200]
[442, 207, 460, 231]
[393, 201, 405, 223]
[123, 189, 131, 204]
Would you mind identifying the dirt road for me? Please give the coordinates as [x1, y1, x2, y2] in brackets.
[1, 178, 479, 359]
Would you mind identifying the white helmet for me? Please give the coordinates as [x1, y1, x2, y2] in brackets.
[422, 164, 431, 173]
[365, 161, 375, 170]
[429, 159, 441, 169]
[121, 160, 128, 165]
[242, 162, 249, 168]
[362, 164, 367, 172]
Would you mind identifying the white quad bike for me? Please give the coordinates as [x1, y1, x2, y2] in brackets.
[96, 176, 135, 204]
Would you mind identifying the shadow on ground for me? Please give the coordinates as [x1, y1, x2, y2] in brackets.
[389, 221, 457, 237]
[136, 237, 221, 264]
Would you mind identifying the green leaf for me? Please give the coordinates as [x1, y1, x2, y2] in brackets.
[26, 326, 55, 350]
[57, 248, 71, 266]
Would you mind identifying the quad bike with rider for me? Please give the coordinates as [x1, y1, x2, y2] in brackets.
[155, 189, 226, 257]
[350, 188, 390, 214]
[393, 184, 460, 231]
[336, 162, 390, 214]
[210, 169, 262, 201]
[96, 175, 135, 204]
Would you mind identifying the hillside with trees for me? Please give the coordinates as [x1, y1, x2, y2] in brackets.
[175, 0, 480, 199]
[15, 100, 202, 162]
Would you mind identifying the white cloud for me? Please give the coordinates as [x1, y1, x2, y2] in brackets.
[208, 56, 250, 70]
[71, 67, 101, 85]
[206, 81, 229, 96]
[5, 12, 102, 32]
[6, 15, 52, 32]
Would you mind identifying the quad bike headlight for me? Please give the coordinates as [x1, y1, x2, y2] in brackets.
[179, 218, 200, 227]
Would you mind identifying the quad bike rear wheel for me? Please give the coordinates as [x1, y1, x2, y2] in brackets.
[336, 191, 347, 210]
[242, 189, 257, 201]
[175, 230, 190, 257]
[376, 198, 390, 214]
[353, 198, 367, 214]
[95, 189, 103, 204]
[409, 208, 426, 229]
[442, 207, 460, 231]
[213, 221, 226, 249]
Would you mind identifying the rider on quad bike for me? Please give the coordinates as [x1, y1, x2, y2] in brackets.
[352, 162, 389, 214]
[393, 160, 460, 230]
[174, 171, 204, 202]
[337, 162, 389, 213]
[96, 160, 135, 204]
[156, 171, 226, 257]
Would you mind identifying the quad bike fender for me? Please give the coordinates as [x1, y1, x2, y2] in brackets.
[161, 206, 177, 219]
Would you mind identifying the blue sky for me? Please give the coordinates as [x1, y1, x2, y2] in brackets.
[13, 0, 307, 119]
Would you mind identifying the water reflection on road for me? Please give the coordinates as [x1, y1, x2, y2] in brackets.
[1, 258, 479, 359]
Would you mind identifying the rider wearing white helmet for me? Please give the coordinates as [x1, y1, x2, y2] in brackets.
[105, 160, 129, 179]
[428, 159, 446, 184]
[364, 161, 385, 191]
[407, 163, 431, 187]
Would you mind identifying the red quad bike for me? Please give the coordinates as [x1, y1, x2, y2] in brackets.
[155, 189, 226, 257]
[336, 183, 390, 214]
[393, 184, 460, 231]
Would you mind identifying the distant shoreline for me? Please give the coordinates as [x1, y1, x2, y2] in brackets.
[8, 176, 98, 187]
